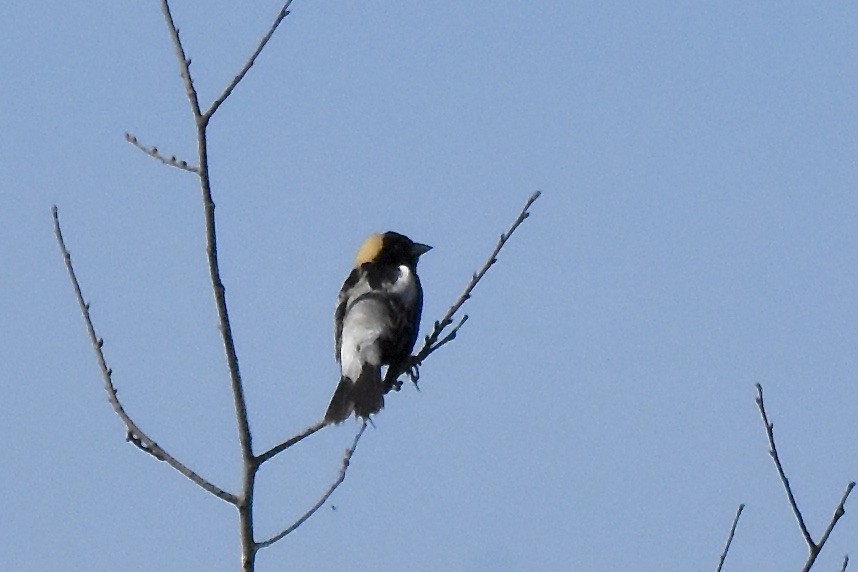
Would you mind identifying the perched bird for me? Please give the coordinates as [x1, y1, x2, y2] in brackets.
[324, 231, 432, 424]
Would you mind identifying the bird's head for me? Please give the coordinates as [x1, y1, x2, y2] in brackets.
[354, 231, 432, 268]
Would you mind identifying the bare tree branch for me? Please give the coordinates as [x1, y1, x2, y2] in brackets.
[421, 315, 468, 359]
[803, 482, 855, 572]
[716, 503, 744, 572]
[754, 384, 855, 572]
[158, 0, 254, 468]
[258, 421, 368, 548]
[255, 420, 326, 466]
[840, 555, 850, 572]
[392, 190, 541, 389]
[205, 1, 294, 120]
[125, 132, 198, 173]
[155, 4, 303, 568]
[755, 383, 814, 547]
[52, 206, 237, 506]
[159, 0, 202, 121]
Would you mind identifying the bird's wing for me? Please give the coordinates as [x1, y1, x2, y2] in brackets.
[381, 275, 424, 387]
[334, 268, 362, 363]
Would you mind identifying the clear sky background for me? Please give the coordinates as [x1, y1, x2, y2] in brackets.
[3, 1, 857, 571]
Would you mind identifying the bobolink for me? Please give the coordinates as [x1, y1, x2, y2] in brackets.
[324, 231, 432, 424]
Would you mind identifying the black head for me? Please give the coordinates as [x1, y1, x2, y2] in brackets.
[378, 231, 432, 266]
[353, 232, 432, 268]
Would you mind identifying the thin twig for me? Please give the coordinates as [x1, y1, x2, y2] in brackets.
[754, 383, 814, 548]
[258, 421, 368, 548]
[255, 420, 326, 466]
[716, 504, 744, 572]
[801, 482, 855, 572]
[205, 1, 293, 120]
[52, 206, 237, 506]
[159, 0, 202, 121]
[406, 191, 541, 377]
[125, 132, 198, 173]
[815, 482, 855, 551]
[426, 315, 469, 356]
[840, 555, 850, 572]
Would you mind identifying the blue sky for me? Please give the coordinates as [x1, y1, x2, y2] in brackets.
[3, 1, 857, 570]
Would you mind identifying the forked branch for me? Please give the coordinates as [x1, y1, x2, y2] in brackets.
[52, 206, 237, 506]
[396, 190, 541, 388]
[754, 383, 854, 572]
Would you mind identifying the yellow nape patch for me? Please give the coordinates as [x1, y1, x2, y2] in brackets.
[354, 233, 384, 266]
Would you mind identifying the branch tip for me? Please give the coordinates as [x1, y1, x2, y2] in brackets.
[716, 503, 745, 572]
[205, 0, 295, 119]
[404, 191, 541, 379]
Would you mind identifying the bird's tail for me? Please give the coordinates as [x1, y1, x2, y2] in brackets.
[324, 364, 384, 424]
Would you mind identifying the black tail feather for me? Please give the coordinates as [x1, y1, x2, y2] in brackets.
[324, 365, 384, 424]
[324, 377, 353, 424]
[352, 365, 384, 419]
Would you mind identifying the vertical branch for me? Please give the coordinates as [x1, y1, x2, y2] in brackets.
[239, 456, 258, 572]
[157, 0, 254, 465]
[156, 2, 302, 568]
[193, 117, 255, 462]
[158, 1, 266, 568]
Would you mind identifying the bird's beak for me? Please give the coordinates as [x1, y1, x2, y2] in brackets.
[412, 242, 432, 257]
